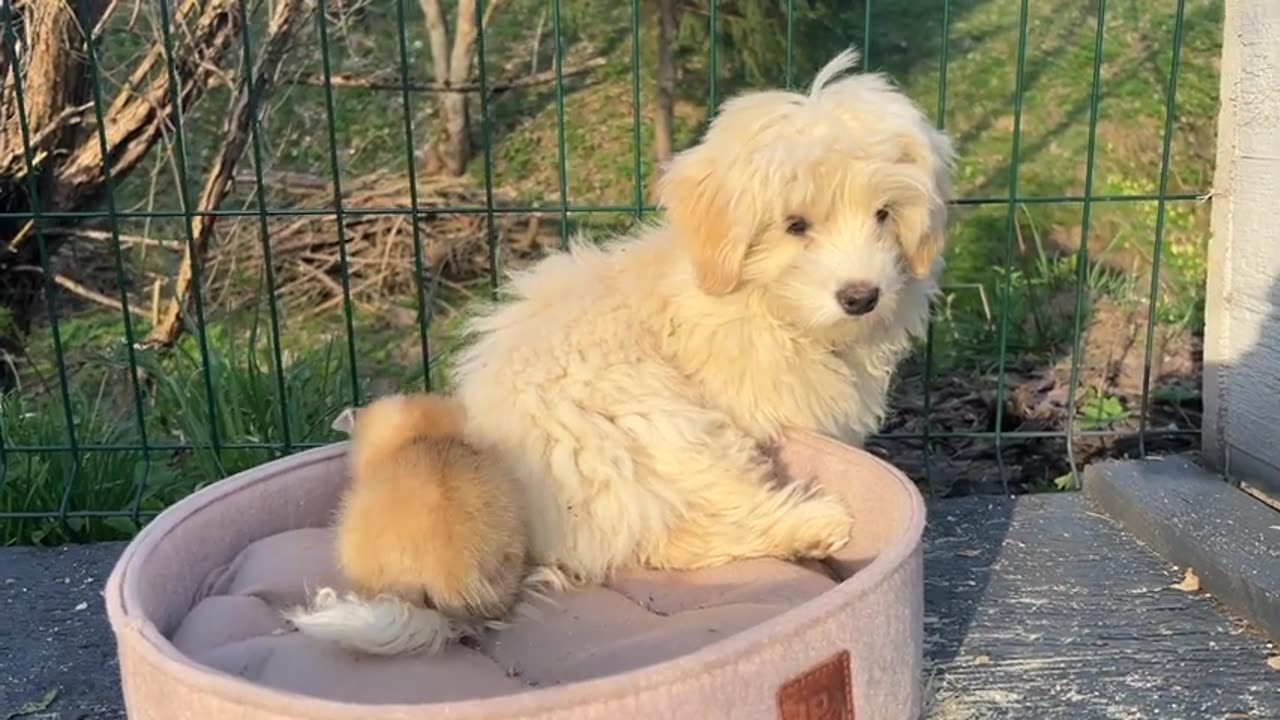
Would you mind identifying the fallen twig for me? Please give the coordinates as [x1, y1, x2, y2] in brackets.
[207, 168, 555, 314]
[52, 272, 148, 321]
[46, 227, 183, 251]
[294, 56, 608, 94]
[10, 264, 148, 320]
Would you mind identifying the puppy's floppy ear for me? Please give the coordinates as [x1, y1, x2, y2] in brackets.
[894, 129, 954, 278]
[656, 147, 751, 295]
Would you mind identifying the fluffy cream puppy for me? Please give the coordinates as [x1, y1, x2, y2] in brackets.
[455, 48, 953, 585]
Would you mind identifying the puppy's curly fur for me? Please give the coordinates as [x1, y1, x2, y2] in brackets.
[454, 49, 955, 585]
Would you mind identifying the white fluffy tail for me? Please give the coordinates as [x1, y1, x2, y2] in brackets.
[484, 564, 573, 630]
[287, 566, 573, 655]
[286, 587, 469, 656]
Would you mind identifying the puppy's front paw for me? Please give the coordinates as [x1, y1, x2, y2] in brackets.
[788, 495, 855, 559]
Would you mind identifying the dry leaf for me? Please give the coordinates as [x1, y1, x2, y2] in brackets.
[956, 549, 982, 558]
[1170, 567, 1201, 593]
[1266, 656, 1280, 671]
[973, 654, 992, 666]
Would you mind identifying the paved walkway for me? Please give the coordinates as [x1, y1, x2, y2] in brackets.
[2, 494, 1277, 719]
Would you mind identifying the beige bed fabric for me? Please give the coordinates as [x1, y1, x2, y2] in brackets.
[106, 431, 926, 720]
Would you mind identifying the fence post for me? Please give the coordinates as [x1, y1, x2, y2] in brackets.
[1203, 0, 1280, 502]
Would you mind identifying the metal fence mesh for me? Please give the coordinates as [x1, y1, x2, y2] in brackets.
[0, 0, 1213, 544]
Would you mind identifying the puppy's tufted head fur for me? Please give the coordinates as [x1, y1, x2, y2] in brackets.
[656, 48, 954, 334]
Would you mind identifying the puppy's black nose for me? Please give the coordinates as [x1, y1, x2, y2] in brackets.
[836, 283, 880, 316]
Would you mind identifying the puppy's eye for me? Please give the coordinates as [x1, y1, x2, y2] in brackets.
[875, 207, 890, 224]
[785, 216, 810, 236]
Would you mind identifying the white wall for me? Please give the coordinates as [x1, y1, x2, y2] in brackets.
[1203, 0, 1280, 500]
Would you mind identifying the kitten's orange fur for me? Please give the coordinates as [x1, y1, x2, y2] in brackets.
[337, 393, 528, 619]
[287, 393, 532, 655]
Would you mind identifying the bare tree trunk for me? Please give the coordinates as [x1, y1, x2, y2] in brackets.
[437, 92, 470, 176]
[0, 0, 294, 384]
[417, 0, 504, 177]
[0, 0, 99, 178]
[1, 0, 243, 249]
[0, 0, 110, 388]
[655, 0, 676, 164]
[440, 0, 478, 176]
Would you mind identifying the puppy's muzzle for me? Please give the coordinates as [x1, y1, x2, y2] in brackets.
[835, 282, 880, 316]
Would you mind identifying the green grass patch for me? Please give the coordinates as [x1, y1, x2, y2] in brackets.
[1, 322, 360, 545]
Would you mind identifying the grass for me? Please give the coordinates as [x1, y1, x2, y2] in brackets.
[1, 378, 162, 545]
[909, 0, 1217, 372]
[0, 323, 358, 545]
[1, 0, 1223, 543]
[140, 323, 357, 480]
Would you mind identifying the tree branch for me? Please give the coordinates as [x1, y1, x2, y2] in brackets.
[0, 102, 92, 183]
[3, 0, 245, 264]
[143, 0, 314, 348]
[45, 226, 183, 251]
[448, 0, 479, 87]
[294, 56, 607, 93]
[55, 0, 237, 196]
[481, 0, 505, 31]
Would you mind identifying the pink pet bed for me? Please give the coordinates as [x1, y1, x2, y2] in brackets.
[105, 431, 926, 720]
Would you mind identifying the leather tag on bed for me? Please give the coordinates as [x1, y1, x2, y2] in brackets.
[776, 649, 853, 720]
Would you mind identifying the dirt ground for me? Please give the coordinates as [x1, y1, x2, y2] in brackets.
[870, 298, 1202, 496]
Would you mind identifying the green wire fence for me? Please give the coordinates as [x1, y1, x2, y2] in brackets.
[0, 0, 1211, 544]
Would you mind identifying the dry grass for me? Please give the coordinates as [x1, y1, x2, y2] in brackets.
[204, 172, 558, 319]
